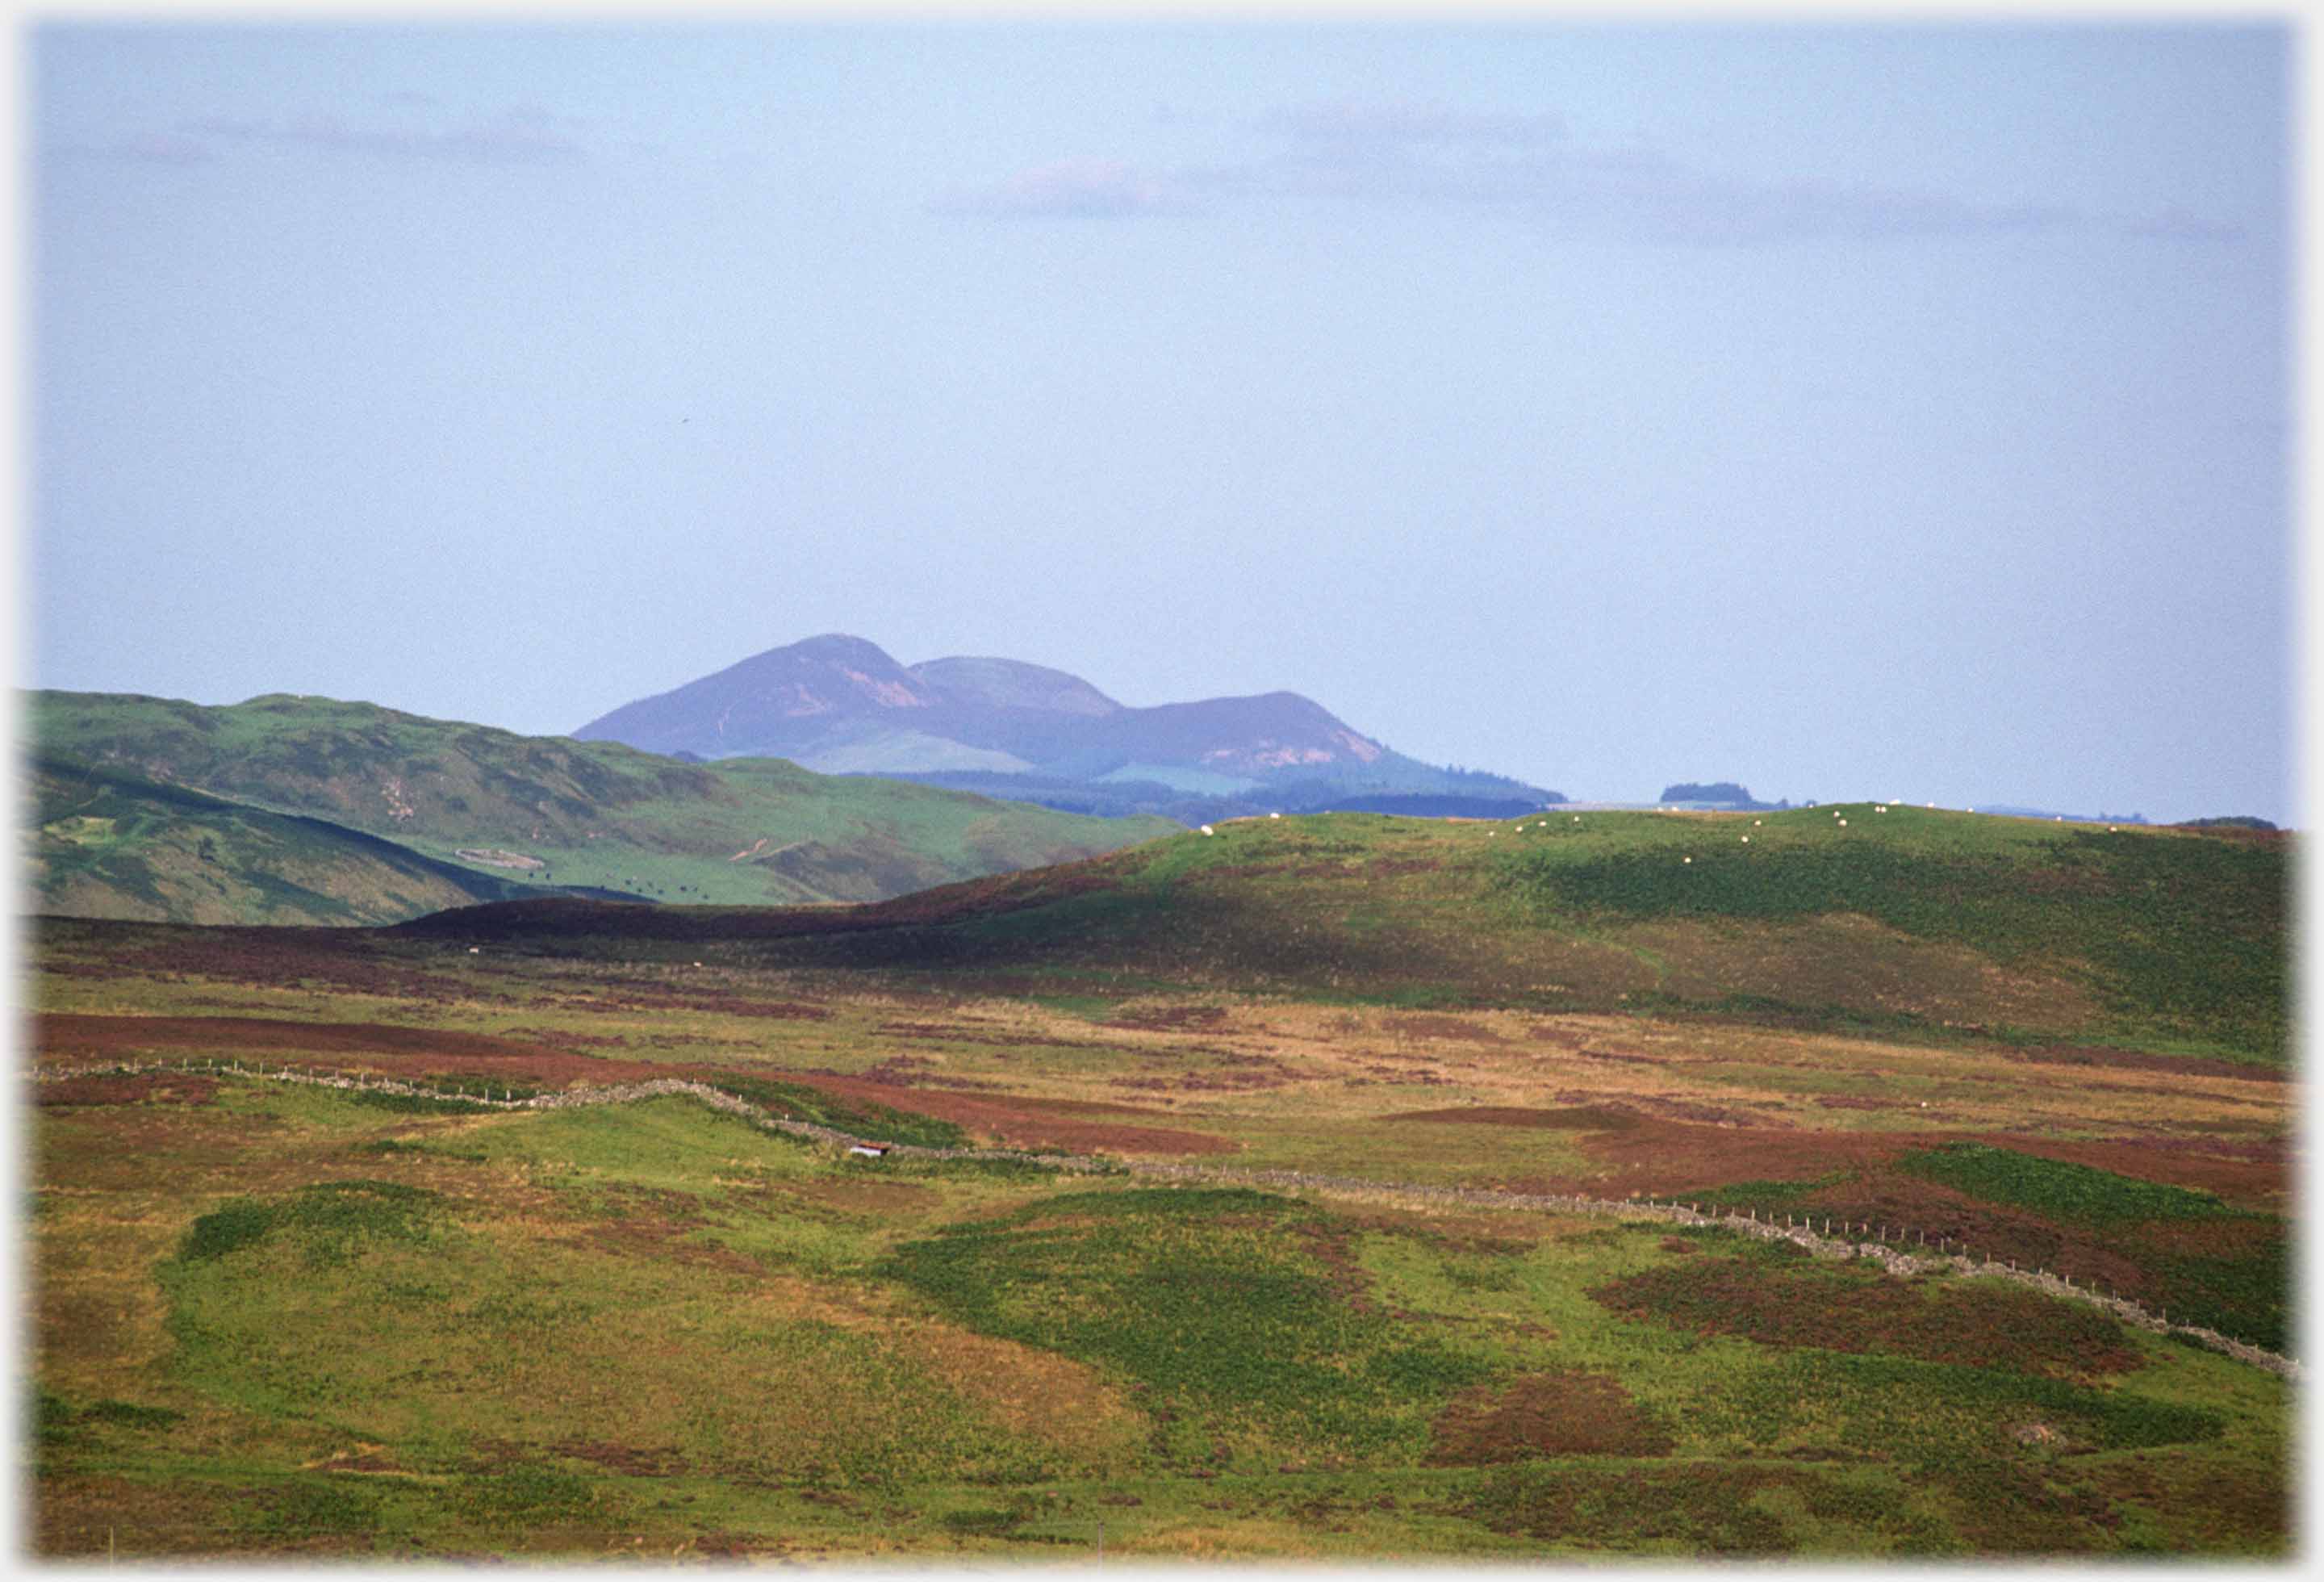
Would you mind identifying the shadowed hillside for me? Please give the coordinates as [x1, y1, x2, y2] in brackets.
[26, 758, 566, 925]
[402, 806, 2289, 1063]
[26, 690, 1177, 921]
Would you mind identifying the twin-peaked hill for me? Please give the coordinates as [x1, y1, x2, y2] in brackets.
[573, 634, 1558, 822]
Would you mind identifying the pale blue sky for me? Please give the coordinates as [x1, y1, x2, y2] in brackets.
[26, 19, 2293, 821]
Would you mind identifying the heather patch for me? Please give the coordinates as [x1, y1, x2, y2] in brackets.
[1425, 1370, 1674, 1464]
[1590, 1250, 2142, 1377]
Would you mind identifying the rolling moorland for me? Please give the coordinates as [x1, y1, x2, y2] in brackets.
[26, 690, 1176, 923]
[25, 806, 2293, 1558]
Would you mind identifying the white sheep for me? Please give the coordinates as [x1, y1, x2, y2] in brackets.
[1200, 825, 1214, 836]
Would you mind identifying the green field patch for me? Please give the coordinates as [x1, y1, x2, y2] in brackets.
[233, 1479, 390, 1545]
[880, 1186, 1489, 1464]
[1590, 1249, 2143, 1378]
[2138, 1244, 2291, 1357]
[33, 1389, 186, 1450]
[178, 1180, 449, 1269]
[1896, 1144, 2239, 1225]
[1676, 1173, 1855, 1213]
[1696, 1341, 2225, 1465]
[156, 1190, 1103, 1495]
[80, 1398, 187, 1431]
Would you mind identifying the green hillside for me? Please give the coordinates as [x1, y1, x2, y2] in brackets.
[25, 758, 548, 926]
[407, 805, 2291, 1062]
[24, 690, 1178, 921]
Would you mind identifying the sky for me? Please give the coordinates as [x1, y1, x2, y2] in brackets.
[22, 12, 2297, 823]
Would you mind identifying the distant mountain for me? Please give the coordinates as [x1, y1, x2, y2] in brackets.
[574, 634, 1561, 821]
[25, 689, 1177, 923]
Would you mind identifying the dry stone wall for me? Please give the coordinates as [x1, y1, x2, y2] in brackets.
[33, 1057, 2297, 1382]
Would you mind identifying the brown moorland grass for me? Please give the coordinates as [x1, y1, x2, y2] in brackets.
[34, 1012, 592, 1065]
[1590, 1253, 2147, 1376]
[1425, 1371, 1674, 1463]
[33, 1071, 221, 1107]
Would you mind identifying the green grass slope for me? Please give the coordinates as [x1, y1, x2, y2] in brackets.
[403, 806, 2290, 1062]
[24, 758, 552, 926]
[25, 690, 1178, 919]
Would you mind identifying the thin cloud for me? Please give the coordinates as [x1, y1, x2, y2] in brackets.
[1260, 98, 1567, 146]
[188, 107, 587, 165]
[1200, 99, 2215, 245]
[954, 97, 2236, 245]
[48, 130, 212, 166]
[931, 157, 1189, 219]
[2114, 207, 2246, 242]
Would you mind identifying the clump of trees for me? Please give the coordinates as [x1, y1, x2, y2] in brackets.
[1660, 781, 1758, 806]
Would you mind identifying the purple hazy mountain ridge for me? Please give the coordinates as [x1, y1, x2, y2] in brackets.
[575, 634, 942, 757]
[909, 655, 1122, 719]
[571, 634, 1443, 788]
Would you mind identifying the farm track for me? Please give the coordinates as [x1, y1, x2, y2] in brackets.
[33, 1059, 2301, 1383]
